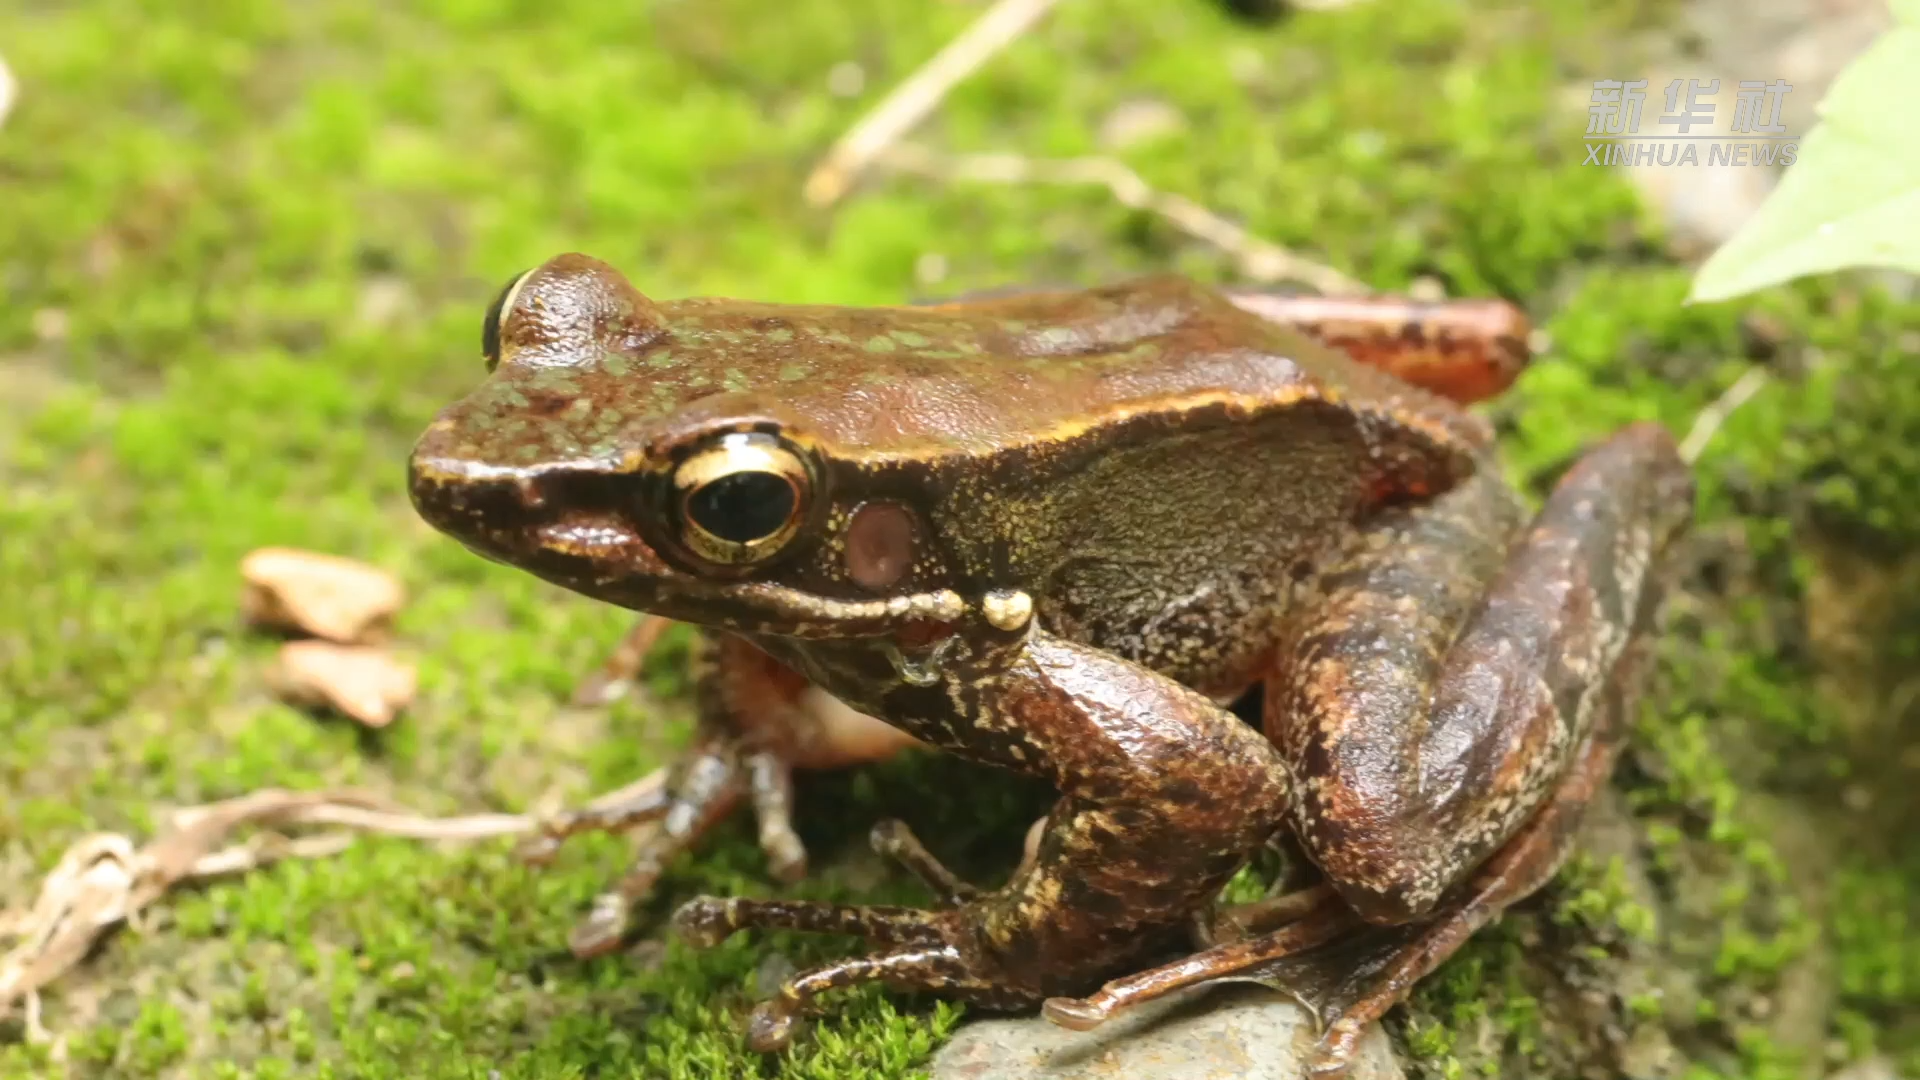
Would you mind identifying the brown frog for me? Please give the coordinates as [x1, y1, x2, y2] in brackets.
[407, 255, 1693, 1077]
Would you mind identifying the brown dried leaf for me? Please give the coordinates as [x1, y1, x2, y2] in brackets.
[240, 547, 405, 644]
[270, 642, 416, 727]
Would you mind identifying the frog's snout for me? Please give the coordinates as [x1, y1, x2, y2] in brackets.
[408, 421, 680, 601]
[408, 448, 537, 556]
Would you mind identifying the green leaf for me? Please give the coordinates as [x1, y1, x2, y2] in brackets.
[1687, 5, 1920, 303]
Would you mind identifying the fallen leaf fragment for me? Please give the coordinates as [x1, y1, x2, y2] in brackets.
[240, 547, 405, 644]
[270, 641, 416, 727]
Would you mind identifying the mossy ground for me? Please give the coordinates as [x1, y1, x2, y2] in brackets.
[2, 1, 1916, 1078]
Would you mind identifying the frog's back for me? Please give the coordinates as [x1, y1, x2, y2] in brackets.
[639, 275, 1486, 463]
[462, 261, 1486, 483]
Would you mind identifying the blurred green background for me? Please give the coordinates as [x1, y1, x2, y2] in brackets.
[2, 1, 1918, 1078]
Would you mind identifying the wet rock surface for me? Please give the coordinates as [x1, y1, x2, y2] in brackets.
[929, 986, 1403, 1080]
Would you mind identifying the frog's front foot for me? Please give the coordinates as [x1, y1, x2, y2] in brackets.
[674, 819, 1042, 1051]
[672, 894, 1024, 1052]
[535, 630, 923, 958]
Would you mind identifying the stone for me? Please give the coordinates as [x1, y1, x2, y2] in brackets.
[930, 985, 1404, 1080]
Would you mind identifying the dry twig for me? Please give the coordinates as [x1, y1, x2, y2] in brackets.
[0, 772, 666, 1033]
[1678, 366, 1770, 464]
[876, 144, 1369, 296]
[804, 0, 1067, 207]
[803, 0, 1362, 295]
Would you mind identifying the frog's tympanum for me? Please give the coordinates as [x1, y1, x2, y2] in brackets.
[408, 254, 1693, 1078]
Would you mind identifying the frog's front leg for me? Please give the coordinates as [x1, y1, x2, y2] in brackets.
[523, 631, 920, 957]
[1044, 422, 1694, 1078]
[674, 630, 1293, 1051]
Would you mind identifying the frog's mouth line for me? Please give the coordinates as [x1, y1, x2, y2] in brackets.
[659, 581, 971, 640]
[520, 518, 972, 640]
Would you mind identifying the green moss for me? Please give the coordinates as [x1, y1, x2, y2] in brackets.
[3, 0, 1918, 1077]
[1830, 857, 1920, 1066]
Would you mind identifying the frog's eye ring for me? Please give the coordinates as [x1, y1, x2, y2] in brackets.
[482, 268, 535, 372]
[671, 433, 813, 566]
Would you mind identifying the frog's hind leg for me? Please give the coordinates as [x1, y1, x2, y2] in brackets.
[1068, 699, 1633, 1076]
[1044, 423, 1691, 1076]
[1281, 423, 1686, 1075]
[1275, 421, 1691, 928]
[1223, 290, 1533, 405]
[1043, 896, 1361, 1030]
[1302, 659, 1636, 1074]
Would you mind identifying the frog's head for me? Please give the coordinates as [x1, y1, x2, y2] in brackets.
[407, 254, 970, 640]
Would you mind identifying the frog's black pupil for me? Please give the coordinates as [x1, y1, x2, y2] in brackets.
[687, 471, 797, 545]
[481, 270, 525, 372]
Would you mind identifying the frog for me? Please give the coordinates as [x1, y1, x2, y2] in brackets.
[528, 288, 1545, 943]
[407, 253, 1694, 1078]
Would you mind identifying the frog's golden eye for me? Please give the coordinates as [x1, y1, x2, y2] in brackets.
[672, 433, 813, 566]
[482, 268, 534, 372]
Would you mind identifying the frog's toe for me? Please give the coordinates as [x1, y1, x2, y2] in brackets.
[868, 818, 981, 907]
[757, 821, 809, 884]
[569, 670, 631, 707]
[515, 832, 565, 867]
[671, 896, 741, 948]
[566, 892, 634, 958]
[745, 1001, 801, 1053]
[1040, 995, 1110, 1031]
[1306, 1018, 1365, 1077]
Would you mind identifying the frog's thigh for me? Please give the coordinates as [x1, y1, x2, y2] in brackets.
[1273, 422, 1693, 925]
